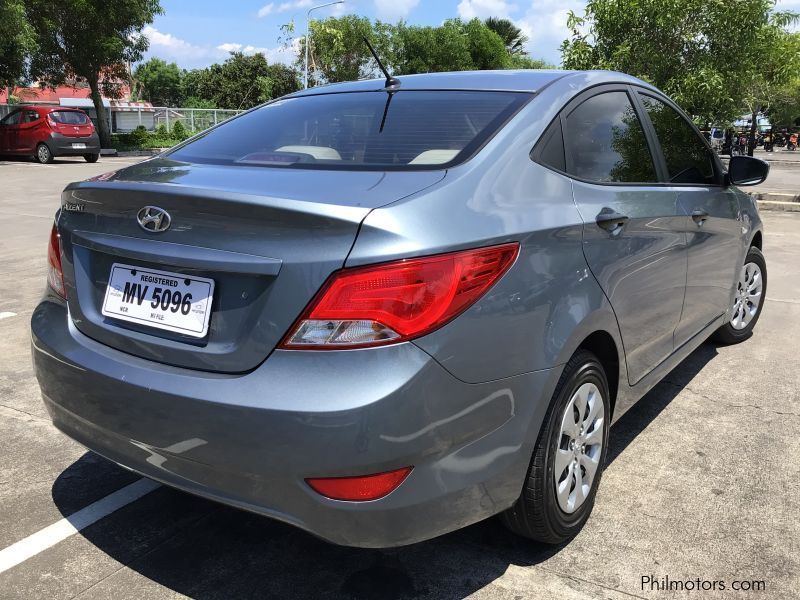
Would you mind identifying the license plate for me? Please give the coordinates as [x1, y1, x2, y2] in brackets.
[71, 143, 86, 149]
[101, 263, 215, 338]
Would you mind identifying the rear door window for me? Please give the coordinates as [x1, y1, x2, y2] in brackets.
[50, 110, 90, 125]
[563, 91, 658, 183]
[638, 94, 717, 185]
[167, 90, 530, 170]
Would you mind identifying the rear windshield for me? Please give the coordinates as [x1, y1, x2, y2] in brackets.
[167, 90, 530, 170]
[50, 110, 90, 125]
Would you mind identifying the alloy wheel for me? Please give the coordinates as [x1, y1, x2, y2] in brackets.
[731, 262, 763, 330]
[554, 382, 605, 514]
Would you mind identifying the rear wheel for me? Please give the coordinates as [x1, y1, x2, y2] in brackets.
[35, 143, 53, 164]
[84, 153, 99, 163]
[712, 246, 766, 344]
[502, 350, 610, 544]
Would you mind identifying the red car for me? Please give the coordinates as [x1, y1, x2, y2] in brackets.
[0, 105, 101, 163]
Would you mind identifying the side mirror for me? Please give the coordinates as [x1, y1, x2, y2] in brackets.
[727, 155, 769, 186]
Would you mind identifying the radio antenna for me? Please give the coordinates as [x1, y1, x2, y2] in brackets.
[363, 37, 400, 89]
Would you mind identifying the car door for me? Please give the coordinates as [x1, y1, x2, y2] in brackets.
[556, 85, 688, 385]
[636, 92, 743, 347]
[0, 110, 22, 153]
[17, 109, 42, 153]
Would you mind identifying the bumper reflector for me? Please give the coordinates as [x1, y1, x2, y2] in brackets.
[306, 467, 413, 501]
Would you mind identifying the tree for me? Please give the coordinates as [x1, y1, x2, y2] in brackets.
[484, 17, 528, 56]
[27, 0, 162, 147]
[560, 0, 793, 126]
[264, 63, 302, 99]
[741, 25, 800, 153]
[183, 52, 300, 110]
[134, 58, 184, 107]
[0, 0, 36, 88]
[301, 15, 377, 84]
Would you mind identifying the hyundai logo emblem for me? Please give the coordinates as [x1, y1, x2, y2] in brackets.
[137, 206, 171, 233]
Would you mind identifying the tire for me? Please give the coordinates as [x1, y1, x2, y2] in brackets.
[501, 350, 610, 544]
[712, 246, 767, 345]
[84, 153, 99, 163]
[35, 143, 53, 164]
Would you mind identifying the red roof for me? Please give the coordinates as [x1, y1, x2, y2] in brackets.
[0, 82, 132, 104]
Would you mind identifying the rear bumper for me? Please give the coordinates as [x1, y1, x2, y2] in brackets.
[48, 132, 101, 156]
[32, 299, 557, 547]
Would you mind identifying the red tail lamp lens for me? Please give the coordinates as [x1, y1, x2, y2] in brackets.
[47, 224, 66, 298]
[306, 467, 413, 501]
[282, 243, 519, 349]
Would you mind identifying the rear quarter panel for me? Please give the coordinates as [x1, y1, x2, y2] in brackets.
[346, 80, 626, 386]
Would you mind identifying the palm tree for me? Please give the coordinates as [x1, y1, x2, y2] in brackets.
[484, 17, 529, 56]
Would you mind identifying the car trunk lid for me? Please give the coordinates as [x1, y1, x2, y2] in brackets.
[58, 159, 445, 373]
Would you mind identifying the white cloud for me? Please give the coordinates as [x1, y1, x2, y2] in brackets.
[373, 0, 419, 20]
[142, 26, 298, 69]
[514, 0, 586, 66]
[257, 3, 275, 17]
[142, 25, 220, 65]
[216, 42, 271, 55]
[278, 0, 314, 13]
[457, 0, 518, 20]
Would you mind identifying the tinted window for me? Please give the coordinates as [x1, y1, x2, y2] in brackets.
[638, 94, 716, 185]
[564, 91, 657, 183]
[24, 110, 39, 123]
[1, 111, 21, 126]
[50, 110, 90, 125]
[168, 91, 529, 170]
[535, 118, 565, 172]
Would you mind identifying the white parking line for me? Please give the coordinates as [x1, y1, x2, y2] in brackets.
[0, 478, 160, 574]
[0, 312, 17, 320]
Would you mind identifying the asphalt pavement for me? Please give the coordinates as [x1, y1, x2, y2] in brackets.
[0, 155, 798, 599]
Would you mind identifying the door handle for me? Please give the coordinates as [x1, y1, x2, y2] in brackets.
[595, 209, 629, 232]
[691, 209, 709, 225]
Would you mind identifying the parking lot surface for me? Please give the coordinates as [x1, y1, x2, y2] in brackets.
[1, 156, 798, 599]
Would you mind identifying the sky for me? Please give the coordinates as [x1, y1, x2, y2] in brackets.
[141, 0, 800, 71]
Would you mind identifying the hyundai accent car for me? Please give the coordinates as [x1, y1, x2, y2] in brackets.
[32, 70, 768, 547]
[0, 105, 101, 164]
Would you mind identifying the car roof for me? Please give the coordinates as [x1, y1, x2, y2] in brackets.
[287, 69, 654, 97]
[16, 105, 83, 112]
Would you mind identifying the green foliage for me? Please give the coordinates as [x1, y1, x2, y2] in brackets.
[484, 17, 529, 56]
[114, 124, 184, 150]
[170, 120, 189, 140]
[183, 96, 217, 109]
[0, 0, 36, 86]
[26, 0, 163, 146]
[299, 16, 535, 84]
[560, 0, 800, 125]
[509, 55, 553, 70]
[134, 58, 184, 106]
[181, 52, 301, 109]
[121, 125, 151, 147]
[303, 15, 377, 84]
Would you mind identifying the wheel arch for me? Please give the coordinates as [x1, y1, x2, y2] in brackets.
[574, 330, 620, 417]
[750, 229, 762, 250]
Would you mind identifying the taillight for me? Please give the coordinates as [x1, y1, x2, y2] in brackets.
[306, 467, 413, 501]
[281, 242, 519, 349]
[47, 224, 66, 298]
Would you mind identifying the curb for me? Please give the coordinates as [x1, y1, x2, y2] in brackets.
[114, 150, 160, 157]
[757, 200, 800, 212]
[750, 192, 800, 202]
